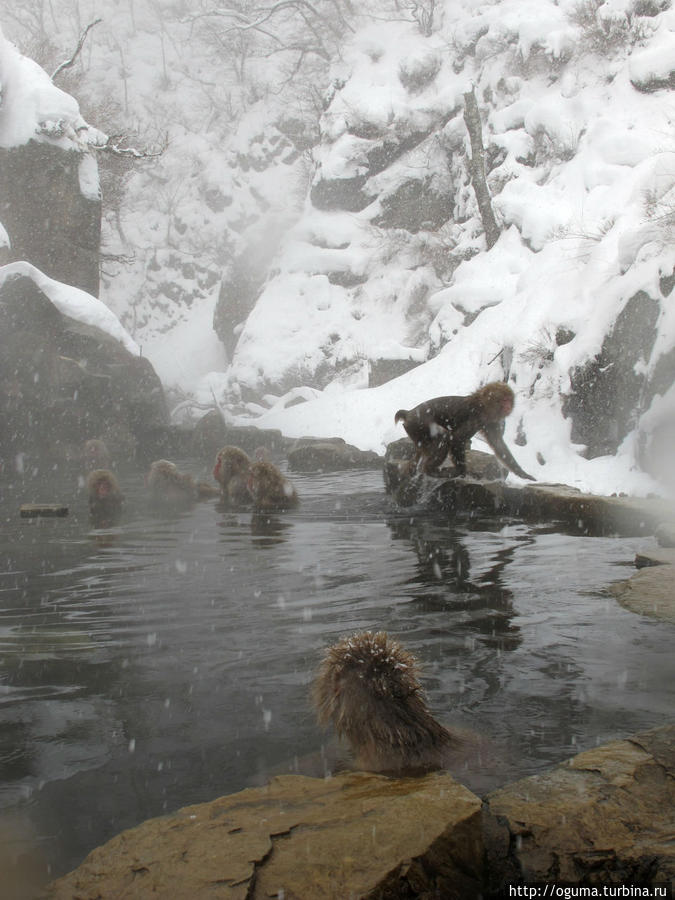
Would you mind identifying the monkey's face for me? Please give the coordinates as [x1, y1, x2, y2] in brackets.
[96, 480, 111, 498]
[501, 396, 514, 417]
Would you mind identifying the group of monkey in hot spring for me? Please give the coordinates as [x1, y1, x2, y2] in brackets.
[85, 382, 533, 777]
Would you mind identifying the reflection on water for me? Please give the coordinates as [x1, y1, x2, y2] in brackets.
[0, 464, 673, 891]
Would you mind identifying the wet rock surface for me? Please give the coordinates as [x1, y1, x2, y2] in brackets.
[42, 725, 675, 898]
[384, 440, 673, 538]
[485, 724, 675, 890]
[610, 545, 675, 625]
[42, 772, 484, 900]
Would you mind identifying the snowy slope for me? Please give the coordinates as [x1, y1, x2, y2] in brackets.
[199, 0, 675, 497]
[2, 2, 674, 497]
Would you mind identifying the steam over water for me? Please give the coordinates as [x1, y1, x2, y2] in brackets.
[0, 465, 673, 887]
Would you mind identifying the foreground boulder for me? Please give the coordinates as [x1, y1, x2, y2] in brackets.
[42, 725, 675, 897]
[43, 772, 484, 899]
[485, 724, 675, 890]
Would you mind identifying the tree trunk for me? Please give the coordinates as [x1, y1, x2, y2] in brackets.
[463, 88, 500, 249]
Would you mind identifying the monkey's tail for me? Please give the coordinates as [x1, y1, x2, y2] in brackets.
[394, 409, 408, 424]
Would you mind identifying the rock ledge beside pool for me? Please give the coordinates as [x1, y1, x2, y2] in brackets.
[43, 725, 675, 898]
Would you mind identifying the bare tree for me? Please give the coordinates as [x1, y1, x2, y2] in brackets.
[182, 0, 355, 93]
[51, 17, 101, 81]
[463, 88, 500, 250]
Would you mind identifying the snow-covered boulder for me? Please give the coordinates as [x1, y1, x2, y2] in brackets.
[0, 267, 167, 468]
[0, 25, 105, 294]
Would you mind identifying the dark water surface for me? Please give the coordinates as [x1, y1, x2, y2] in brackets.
[0, 463, 673, 890]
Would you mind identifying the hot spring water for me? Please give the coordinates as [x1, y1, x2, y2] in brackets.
[0, 464, 672, 888]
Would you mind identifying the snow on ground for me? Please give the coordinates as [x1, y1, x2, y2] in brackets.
[198, 0, 675, 499]
[1, 6, 674, 499]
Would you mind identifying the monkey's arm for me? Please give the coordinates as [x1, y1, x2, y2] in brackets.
[481, 424, 536, 481]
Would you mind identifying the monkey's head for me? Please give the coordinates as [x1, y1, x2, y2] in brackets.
[246, 460, 298, 508]
[87, 470, 123, 516]
[87, 469, 117, 498]
[83, 439, 111, 470]
[96, 478, 111, 498]
[213, 446, 251, 485]
[314, 631, 424, 733]
[147, 460, 181, 487]
[476, 382, 515, 423]
[313, 631, 453, 772]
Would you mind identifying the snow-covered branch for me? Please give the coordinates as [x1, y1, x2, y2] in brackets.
[51, 18, 102, 82]
[92, 134, 168, 160]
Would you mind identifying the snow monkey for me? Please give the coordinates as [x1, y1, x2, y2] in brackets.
[146, 459, 199, 506]
[87, 468, 124, 524]
[246, 459, 299, 511]
[83, 438, 112, 473]
[212, 445, 254, 505]
[394, 381, 535, 480]
[313, 631, 459, 774]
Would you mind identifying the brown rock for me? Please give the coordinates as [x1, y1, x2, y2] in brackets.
[191, 412, 284, 461]
[385, 439, 674, 537]
[610, 559, 675, 625]
[43, 772, 484, 900]
[288, 438, 382, 472]
[485, 724, 675, 890]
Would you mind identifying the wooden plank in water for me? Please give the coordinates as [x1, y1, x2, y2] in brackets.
[20, 504, 69, 518]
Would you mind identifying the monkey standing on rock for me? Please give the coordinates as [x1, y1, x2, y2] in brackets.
[395, 381, 535, 480]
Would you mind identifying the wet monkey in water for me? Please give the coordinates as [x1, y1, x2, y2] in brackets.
[395, 381, 535, 480]
[213, 446, 299, 510]
[246, 459, 299, 511]
[87, 469, 124, 524]
[212, 445, 253, 505]
[313, 631, 459, 774]
[83, 438, 112, 473]
[146, 459, 219, 506]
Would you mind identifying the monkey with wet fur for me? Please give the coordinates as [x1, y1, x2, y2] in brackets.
[395, 381, 535, 480]
[83, 438, 112, 473]
[87, 469, 124, 524]
[246, 459, 299, 511]
[146, 459, 199, 506]
[314, 631, 459, 774]
[213, 445, 253, 505]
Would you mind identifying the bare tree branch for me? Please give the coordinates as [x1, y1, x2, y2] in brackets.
[51, 18, 102, 81]
[92, 133, 168, 160]
[463, 88, 500, 250]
